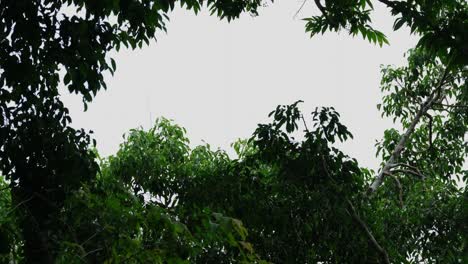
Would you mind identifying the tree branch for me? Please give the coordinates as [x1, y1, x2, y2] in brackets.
[390, 163, 425, 179]
[294, 0, 308, 19]
[321, 157, 391, 264]
[82, 247, 103, 258]
[314, 0, 326, 15]
[390, 169, 425, 180]
[8, 196, 34, 215]
[433, 103, 468, 109]
[377, 0, 396, 7]
[301, 115, 310, 133]
[346, 201, 391, 264]
[80, 229, 104, 247]
[424, 113, 433, 151]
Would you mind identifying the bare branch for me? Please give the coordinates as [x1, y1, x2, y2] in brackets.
[390, 169, 425, 179]
[82, 247, 103, 258]
[8, 196, 33, 215]
[390, 163, 426, 179]
[389, 163, 415, 170]
[301, 115, 310, 133]
[293, 0, 308, 19]
[80, 229, 104, 247]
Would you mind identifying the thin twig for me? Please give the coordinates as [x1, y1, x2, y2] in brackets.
[301, 115, 310, 133]
[293, 0, 308, 19]
[424, 113, 433, 150]
[82, 247, 103, 258]
[80, 229, 104, 247]
[8, 196, 33, 215]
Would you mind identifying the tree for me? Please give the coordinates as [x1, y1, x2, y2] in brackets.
[370, 48, 467, 193]
[56, 159, 264, 263]
[368, 48, 467, 262]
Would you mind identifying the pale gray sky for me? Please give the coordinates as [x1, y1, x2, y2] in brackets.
[61, 1, 417, 169]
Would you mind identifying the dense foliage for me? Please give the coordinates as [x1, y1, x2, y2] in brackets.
[0, 0, 467, 263]
[0, 1, 265, 262]
[305, 0, 467, 66]
[2, 95, 466, 262]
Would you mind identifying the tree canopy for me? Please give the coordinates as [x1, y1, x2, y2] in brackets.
[0, 0, 467, 263]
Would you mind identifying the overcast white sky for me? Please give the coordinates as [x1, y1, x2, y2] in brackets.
[61, 1, 418, 169]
